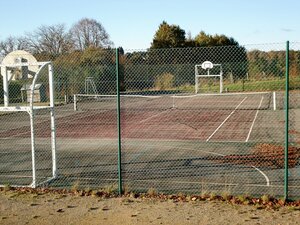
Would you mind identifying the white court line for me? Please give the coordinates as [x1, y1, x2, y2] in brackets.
[126, 179, 274, 188]
[245, 96, 264, 142]
[178, 145, 269, 186]
[126, 142, 270, 186]
[172, 91, 270, 98]
[138, 109, 170, 124]
[206, 97, 247, 142]
[251, 166, 270, 186]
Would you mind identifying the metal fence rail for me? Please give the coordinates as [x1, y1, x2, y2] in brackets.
[0, 42, 299, 199]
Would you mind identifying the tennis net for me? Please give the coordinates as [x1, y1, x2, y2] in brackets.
[73, 92, 276, 111]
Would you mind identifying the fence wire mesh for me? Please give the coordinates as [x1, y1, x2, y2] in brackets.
[0, 43, 299, 198]
[52, 49, 118, 190]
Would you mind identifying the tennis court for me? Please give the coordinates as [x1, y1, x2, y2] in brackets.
[0, 92, 285, 142]
[1, 91, 299, 196]
[55, 92, 285, 142]
[0, 43, 299, 198]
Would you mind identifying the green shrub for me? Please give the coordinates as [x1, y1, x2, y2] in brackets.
[154, 72, 174, 90]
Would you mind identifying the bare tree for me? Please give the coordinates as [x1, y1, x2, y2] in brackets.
[0, 36, 29, 56]
[70, 18, 113, 50]
[25, 24, 74, 54]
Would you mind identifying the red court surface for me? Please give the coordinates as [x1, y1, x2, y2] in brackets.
[0, 105, 282, 143]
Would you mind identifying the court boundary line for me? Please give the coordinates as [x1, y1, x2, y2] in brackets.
[251, 166, 270, 186]
[120, 179, 276, 188]
[206, 97, 247, 142]
[172, 91, 271, 98]
[245, 96, 264, 142]
[124, 142, 270, 187]
[167, 145, 270, 187]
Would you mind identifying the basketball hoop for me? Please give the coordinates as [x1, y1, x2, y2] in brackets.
[195, 61, 223, 94]
[1, 50, 39, 81]
[201, 61, 214, 70]
[0, 50, 57, 188]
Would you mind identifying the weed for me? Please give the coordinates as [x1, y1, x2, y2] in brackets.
[84, 186, 92, 193]
[102, 183, 118, 195]
[177, 192, 185, 198]
[200, 190, 209, 199]
[3, 184, 11, 192]
[186, 195, 192, 201]
[147, 188, 158, 197]
[221, 191, 231, 201]
[287, 206, 297, 211]
[237, 195, 247, 203]
[209, 192, 217, 200]
[71, 180, 80, 192]
[91, 190, 99, 197]
[123, 184, 131, 195]
[261, 194, 270, 203]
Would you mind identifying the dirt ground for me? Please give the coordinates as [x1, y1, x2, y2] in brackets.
[1, 189, 300, 225]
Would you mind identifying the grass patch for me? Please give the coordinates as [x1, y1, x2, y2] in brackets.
[175, 77, 300, 93]
[101, 183, 118, 195]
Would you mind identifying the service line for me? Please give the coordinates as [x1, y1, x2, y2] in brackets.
[245, 96, 264, 142]
[206, 97, 247, 142]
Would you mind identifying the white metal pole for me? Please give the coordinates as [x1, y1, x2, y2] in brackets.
[220, 66, 223, 93]
[273, 91, 276, 111]
[220, 74, 223, 93]
[29, 108, 36, 188]
[48, 64, 57, 178]
[74, 94, 77, 111]
[172, 95, 175, 108]
[3, 67, 9, 107]
[195, 76, 198, 94]
[195, 66, 198, 94]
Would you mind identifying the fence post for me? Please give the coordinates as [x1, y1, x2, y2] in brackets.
[116, 48, 123, 195]
[284, 41, 289, 201]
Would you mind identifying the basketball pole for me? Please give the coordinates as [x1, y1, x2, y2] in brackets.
[48, 63, 57, 178]
[3, 68, 9, 107]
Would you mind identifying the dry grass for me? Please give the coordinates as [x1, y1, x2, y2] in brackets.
[221, 191, 232, 201]
[147, 188, 158, 197]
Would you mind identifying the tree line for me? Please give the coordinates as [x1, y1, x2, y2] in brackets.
[0, 19, 298, 100]
[150, 21, 239, 49]
[0, 18, 113, 55]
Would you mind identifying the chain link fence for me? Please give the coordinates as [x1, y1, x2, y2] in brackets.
[0, 43, 299, 199]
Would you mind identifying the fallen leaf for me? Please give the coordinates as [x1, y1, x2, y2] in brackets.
[89, 207, 99, 211]
[102, 206, 109, 211]
[56, 209, 64, 213]
[29, 203, 39, 206]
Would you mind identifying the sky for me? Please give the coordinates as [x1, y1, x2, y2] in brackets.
[0, 0, 299, 50]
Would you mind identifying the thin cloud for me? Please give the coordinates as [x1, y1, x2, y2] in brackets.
[281, 28, 294, 32]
